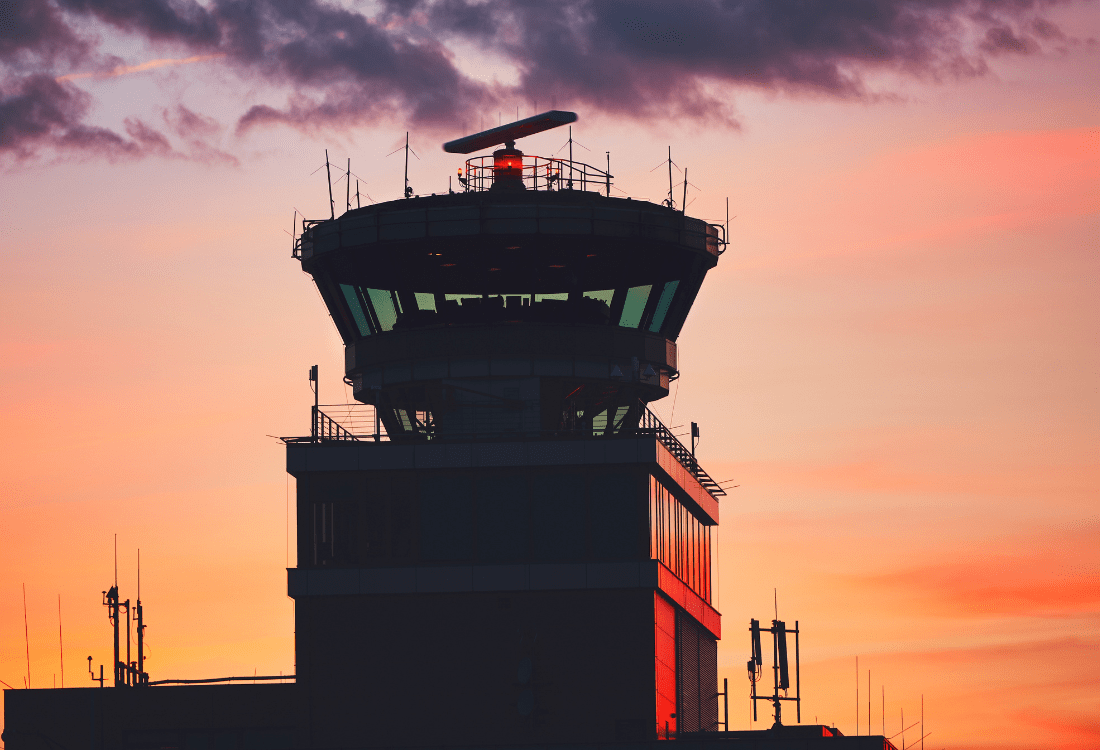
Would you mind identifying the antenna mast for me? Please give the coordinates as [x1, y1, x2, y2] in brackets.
[57, 593, 63, 686]
[325, 150, 334, 220]
[667, 147, 674, 208]
[748, 614, 801, 728]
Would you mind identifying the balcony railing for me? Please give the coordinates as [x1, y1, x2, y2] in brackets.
[287, 402, 724, 498]
[460, 154, 611, 194]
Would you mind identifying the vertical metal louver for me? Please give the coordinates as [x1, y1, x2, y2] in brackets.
[676, 611, 719, 733]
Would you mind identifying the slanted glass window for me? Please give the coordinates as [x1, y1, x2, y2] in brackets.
[583, 289, 614, 306]
[619, 284, 653, 328]
[413, 292, 437, 312]
[340, 284, 372, 336]
[367, 288, 398, 331]
[648, 280, 679, 333]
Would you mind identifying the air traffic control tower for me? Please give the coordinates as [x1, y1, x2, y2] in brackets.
[287, 112, 726, 746]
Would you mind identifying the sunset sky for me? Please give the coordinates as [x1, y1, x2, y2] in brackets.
[1, 1, 1098, 747]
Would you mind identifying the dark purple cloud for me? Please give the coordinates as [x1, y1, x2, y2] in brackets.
[0, 73, 174, 159]
[0, 0, 1081, 160]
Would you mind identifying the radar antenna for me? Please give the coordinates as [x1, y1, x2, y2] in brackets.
[443, 111, 577, 154]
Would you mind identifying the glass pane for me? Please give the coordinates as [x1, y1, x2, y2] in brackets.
[534, 293, 568, 302]
[340, 284, 372, 336]
[591, 409, 608, 434]
[367, 288, 398, 331]
[583, 289, 614, 306]
[610, 405, 630, 432]
[619, 284, 653, 328]
[648, 280, 680, 333]
[414, 292, 437, 312]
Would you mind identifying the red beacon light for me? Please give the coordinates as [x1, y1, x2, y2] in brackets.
[492, 142, 525, 191]
[443, 110, 577, 192]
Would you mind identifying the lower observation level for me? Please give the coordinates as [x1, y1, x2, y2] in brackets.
[286, 403, 721, 746]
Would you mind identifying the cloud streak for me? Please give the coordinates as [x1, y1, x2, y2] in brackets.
[0, 0, 1084, 160]
[55, 53, 225, 82]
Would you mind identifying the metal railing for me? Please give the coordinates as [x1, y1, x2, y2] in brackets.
[637, 406, 725, 496]
[460, 154, 611, 194]
[290, 402, 723, 498]
[309, 404, 385, 442]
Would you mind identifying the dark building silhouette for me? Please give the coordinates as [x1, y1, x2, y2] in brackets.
[3, 115, 897, 750]
[287, 122, 724, 746]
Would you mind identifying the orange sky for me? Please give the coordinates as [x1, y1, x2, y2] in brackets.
[1, 7, 1098, 747]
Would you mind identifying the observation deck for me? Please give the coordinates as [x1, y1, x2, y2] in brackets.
[292, 160, 723, 445]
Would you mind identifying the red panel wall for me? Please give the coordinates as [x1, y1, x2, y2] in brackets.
[655, 593, 677, 739]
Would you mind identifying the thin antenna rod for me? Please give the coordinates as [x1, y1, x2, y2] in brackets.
[774, 588, 778, 621]
[569, 126, 574, 189]
[664, 146, 673, 207]
[23, 583, 31, 688]
[137, 548, 140, 600]
[882, 685, 885, 736]
[682, 167, 688, 214]
[114, 533, 118, 588]
[356, 179, 361, 209]
[346, 158, 351, 212]
[921, 694, 924, 750]
[404, 133, 410, 198]
[856, 656, 859, 735]
[57, 593, 62, 686]
[868, 670, 871, 737]
[325, 149, 334, 220]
